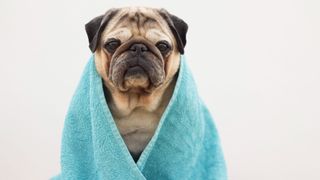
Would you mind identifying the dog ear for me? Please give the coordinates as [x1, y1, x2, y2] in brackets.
[158, 9, 188, 54]
[85, 9, 118, 52]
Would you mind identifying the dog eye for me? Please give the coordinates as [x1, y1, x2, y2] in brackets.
[156, 41, 171, 54]
[104, 38, 121, 53]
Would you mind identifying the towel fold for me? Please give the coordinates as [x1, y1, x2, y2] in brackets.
[52, 55, 227, 180]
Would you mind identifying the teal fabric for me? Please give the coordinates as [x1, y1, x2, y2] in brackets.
[52, 55, 227, 180]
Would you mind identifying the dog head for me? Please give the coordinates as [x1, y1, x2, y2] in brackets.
[85, 7, 188, 94]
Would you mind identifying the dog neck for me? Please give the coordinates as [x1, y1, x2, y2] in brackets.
[102, 75, 177, 161]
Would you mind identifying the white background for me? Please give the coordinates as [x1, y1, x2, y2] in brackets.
[1, 0, 319, 179]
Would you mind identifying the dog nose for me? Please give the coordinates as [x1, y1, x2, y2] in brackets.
[129, 43, 148, 53]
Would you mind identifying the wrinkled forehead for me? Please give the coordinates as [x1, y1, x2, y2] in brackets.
[101, 7, 174, 45]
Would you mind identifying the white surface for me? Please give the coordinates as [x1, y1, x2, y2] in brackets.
[0, 0, 319, 179]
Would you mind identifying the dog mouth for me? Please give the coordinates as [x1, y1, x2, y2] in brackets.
[124, 66, 147, 79]
[109, 54, 165, 93]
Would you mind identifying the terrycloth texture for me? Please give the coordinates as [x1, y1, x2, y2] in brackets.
[52, 55, 227, 180]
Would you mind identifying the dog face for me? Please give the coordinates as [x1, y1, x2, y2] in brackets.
[85, 7, 188, 94]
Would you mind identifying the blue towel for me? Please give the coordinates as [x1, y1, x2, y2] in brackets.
[52, 55, 227, 180]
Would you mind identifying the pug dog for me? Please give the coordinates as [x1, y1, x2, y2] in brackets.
[85, 7, 188, 162]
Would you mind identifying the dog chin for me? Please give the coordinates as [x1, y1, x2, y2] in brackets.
[109, 67, 149, 93]
[123, 66, 151, 92]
